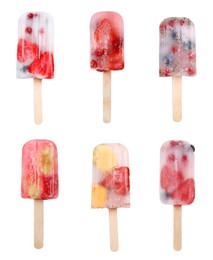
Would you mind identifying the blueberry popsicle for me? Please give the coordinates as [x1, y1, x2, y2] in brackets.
[159, 17, 196, 121]
[22, 139, 58, 249]
[160, 140, 195, 250]
[17, 12, 54, 124]
[90, 12, 124, 123]
[92, 144, 130, 251]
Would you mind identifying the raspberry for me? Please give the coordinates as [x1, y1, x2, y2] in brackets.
[168, 19, 175, 27]
[95, 48, 104, 57]
[167, 154, 175, 161]
[27, 13, 34, 19]
[182, 155, 188, 162]
[180, 19, 185, 26]
[90, 60, 97, 68]
[188, 67, 196, 76]
[25, 27, 32, 34]
[171, 45, 178, 54]
[160, 23, 167, 31]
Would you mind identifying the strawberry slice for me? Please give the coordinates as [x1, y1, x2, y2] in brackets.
[100, 166, 130, 196]
[171, 178, 195, 205]
[160, 165, 184, 191]
[28, 51, 54, 78]
[94, 19, 123, 55]
[94, 18, 112, 43]
[17, 39, 39, 62]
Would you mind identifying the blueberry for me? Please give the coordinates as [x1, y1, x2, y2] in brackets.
[190, 144, 195, 152]
[183, 40, 194, 50]
[161, 191, 170, 201]
[22, 66, 29, 73]
[163, 54, 174, 65]
[171, 31, 178, 40]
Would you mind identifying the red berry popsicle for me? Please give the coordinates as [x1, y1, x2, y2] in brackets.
[159, 17, 196, 121]
[22, 140, 58, 249]
[92, 144, 130, 251]
[17, 12, 54, 124]
[160, 140, 195, 250]
[90, 12, 124, 123]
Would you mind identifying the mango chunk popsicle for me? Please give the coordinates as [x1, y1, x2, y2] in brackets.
[90, 12, 124, 123]
[17, 12, 54, 124]
[92, 144, 130, 251]
[159, 17, 196, 121]
[160, 140, 195, 250]
[22, 139, 58, 248]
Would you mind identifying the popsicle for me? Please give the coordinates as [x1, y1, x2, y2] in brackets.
[159, 17, 196, 121]
[22, 139, 58, 248]
[92, 144, 130, 251]
[17, 12, 54, 124]
[160, 140, 195, 250]
[90, 12, 124, 123]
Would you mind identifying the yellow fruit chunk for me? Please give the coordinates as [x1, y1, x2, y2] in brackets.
[40, 147, 53, 175]
[28, 184, 38, 198]
[93, 145, 117, 173]
[91, 185, 107, 208]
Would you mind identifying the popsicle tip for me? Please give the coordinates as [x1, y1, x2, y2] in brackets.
[103, 118, 111, 123]
[34, 242, 43, 249]
[174, 245, 182, 251]
[110, 246, 119, 252]
[35, 119, 42, 125]
[173, 117, 182, 122]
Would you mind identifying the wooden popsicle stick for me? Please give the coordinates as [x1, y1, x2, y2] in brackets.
[173, 205, 182, 251]
[109, 208, 118, 251]
[103, 71, 111, 123]
[34, 78, 42, 124]
[172, 76, 182, 122]
[34, 200, 44, 249]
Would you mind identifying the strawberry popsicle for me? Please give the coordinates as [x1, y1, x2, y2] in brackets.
[90, 12, 124, 123]
[159, 17, 196, 121]
[92, 144, 130, 251]
[22, 139, 58, 249]
[17, 12, 54, 124]
[160, 140, 195, 250]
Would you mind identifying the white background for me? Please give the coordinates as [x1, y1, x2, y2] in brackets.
[0, 0, 212, 259]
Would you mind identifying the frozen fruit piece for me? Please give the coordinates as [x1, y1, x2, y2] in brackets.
[93, 144, 117, 173]
[40, 146, 54, 175]
[28, 52, 54, 79]
[28, 184, 39, 198]
[100, 166, 130, 195]
[171, 179, 195, 205]
[94, 18, 112, 42]
[17, 39, 39, 62]
[91, 185, 107, 208]
[25, 27, 32, 34]
[39, 174, 58, 200]
[170, 141, 179, 147]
